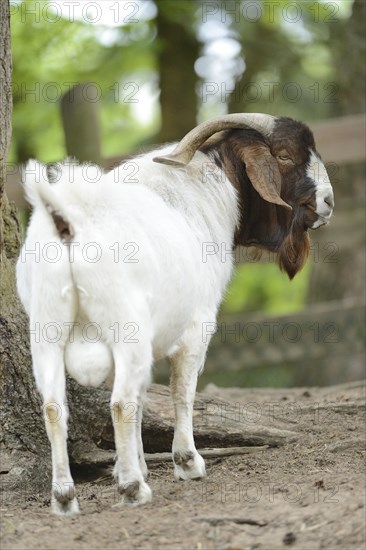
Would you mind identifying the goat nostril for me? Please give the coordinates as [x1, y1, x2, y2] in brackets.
[324, 195, 334, 209]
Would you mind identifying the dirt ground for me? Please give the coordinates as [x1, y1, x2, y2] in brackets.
[1, 381, 365, 550]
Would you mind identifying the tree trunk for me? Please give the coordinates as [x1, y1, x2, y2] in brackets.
[228, 26, 279, 114]
[0, 6, 113, 491]
[156, 0, 198, 142]
[0, 0, 49, 487]
[60, 84, 102, 164]
[70, 383, 296, 468]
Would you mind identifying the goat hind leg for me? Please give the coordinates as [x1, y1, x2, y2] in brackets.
[34, 347, 79, 515]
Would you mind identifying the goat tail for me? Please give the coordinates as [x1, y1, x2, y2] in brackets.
[22, 159, 74, 242]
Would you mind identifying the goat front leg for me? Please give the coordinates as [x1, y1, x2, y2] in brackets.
[33, 345, 79, 515]
[111, 345, 152, 505]
[170, 340, 207, 481]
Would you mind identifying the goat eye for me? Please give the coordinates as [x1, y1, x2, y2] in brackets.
[277, 154, 294, 164]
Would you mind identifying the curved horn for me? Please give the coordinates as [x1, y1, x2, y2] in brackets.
[153, 113, 276, 166]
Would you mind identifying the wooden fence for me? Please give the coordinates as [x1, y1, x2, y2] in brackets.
[152, 297, 365, 389]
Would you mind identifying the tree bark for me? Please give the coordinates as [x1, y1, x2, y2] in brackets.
[70, 383, 296, 467]
[0, 0, 49, 487]
[0, 0, 14, 250]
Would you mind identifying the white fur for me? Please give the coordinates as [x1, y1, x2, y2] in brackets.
[17, 146, 238, 513]
[307, 151, 334, 228]
[64, 322, 113, 387]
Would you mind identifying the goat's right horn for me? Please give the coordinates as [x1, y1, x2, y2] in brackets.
[153, 113, 276, 166]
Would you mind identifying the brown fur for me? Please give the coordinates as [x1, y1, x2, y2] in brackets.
[200, 118, 319, 279]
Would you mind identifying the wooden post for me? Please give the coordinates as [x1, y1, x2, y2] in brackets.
[60, 83, 102, 165]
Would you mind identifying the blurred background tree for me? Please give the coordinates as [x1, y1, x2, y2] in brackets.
[10, 0, 361, 163]
[7, 0, 365, 386]
[156, 0, 198, 141]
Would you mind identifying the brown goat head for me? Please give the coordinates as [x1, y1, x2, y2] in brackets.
[154, 114, 334, 279]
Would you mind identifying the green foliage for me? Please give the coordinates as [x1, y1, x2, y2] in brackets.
[10, 0, 158, 162]
[197, 362, 298, 390]
[225, 0, 355, 120]
[11, 0, 356, 160]
[223, 262, 310, 315]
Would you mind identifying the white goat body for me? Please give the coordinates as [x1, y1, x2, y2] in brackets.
[17, 147, 238, 513]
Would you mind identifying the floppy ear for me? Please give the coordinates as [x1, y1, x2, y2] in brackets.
[239, 144, 292, 210]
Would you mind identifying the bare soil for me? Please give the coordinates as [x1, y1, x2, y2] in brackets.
[1, 381, 365, 550]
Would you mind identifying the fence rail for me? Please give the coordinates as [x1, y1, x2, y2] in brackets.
[310, 114, 365, 164]
[200, 296, 366, 388]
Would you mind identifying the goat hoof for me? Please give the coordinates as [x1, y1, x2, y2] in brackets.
[51, 496, 79, 516]
[173, 450, 206, 481]
[51, 482, 79, 515]
[116, 480, 152, 506]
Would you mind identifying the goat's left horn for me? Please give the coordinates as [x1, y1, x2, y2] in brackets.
[153, 113, 276, 166]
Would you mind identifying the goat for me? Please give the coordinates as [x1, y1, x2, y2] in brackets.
[16, 113, 334, 515]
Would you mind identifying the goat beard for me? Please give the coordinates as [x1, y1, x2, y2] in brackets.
[277, 209, 311, 280]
